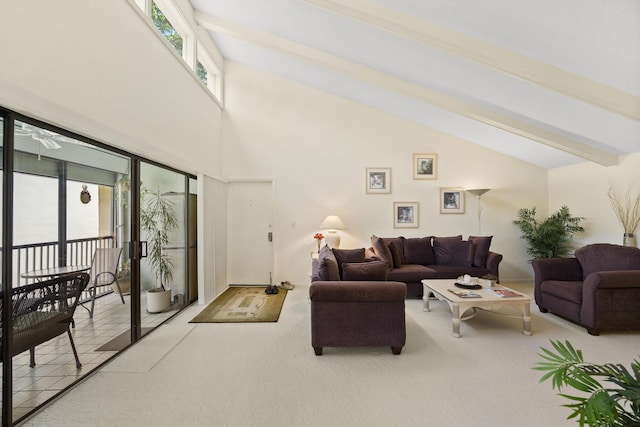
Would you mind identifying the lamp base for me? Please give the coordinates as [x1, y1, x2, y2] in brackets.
[324, 231, 341, 248]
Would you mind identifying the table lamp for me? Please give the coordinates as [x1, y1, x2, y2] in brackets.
[319, 215, 346, 248]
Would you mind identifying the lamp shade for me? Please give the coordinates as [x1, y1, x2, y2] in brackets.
[319, 215, 346, 230]
[467, 188, 491, 197]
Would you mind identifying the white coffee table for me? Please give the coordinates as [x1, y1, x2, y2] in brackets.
[422, 279, 532, 338]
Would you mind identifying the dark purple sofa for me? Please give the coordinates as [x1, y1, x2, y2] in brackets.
[311, 235, 502, 298]
[532, 243, 640, 335]
[309, 281, 406, 355]
[370, 235, 502, 298]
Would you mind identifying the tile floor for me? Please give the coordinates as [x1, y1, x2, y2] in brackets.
[1, 289, 180, 423]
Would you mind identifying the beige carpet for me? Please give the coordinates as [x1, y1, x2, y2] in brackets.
[23, 283, 640, 427]
[189, 286, 288, 323]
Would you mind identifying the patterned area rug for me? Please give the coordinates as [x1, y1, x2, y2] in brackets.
[189, 286, 288, 323]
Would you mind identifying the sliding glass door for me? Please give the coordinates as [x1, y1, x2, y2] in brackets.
[8, 119, 134, 422]
[139, 161, 196, 325]
[1, 110, 198, 425]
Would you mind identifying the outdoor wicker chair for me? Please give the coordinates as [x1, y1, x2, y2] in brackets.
[0, 273, 90, 369]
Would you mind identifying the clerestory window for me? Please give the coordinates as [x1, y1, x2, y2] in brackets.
[151, 1, 183, 56]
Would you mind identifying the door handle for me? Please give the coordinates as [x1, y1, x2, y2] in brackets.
[140, 241, 148, 258]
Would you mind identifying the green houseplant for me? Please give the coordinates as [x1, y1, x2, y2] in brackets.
[140, 187, 178, 312]
[513, 205, 584, 260]
[534, 340, 640, 426]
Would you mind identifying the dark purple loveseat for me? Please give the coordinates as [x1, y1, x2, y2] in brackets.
[532, 243, 640, 335]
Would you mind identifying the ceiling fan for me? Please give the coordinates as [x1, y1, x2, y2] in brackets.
[14, 123, 70, 149]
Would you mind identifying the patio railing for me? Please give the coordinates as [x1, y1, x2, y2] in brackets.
[11, 236, 116, 289]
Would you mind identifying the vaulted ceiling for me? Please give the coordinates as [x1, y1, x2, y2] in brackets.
[190, 0, 640, 169]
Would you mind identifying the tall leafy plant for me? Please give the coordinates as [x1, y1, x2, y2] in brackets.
[534, 340, 640, 426]
[140, 187, 178, 290]
[513, 205, 584, 260]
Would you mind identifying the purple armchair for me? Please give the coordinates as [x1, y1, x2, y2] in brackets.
[532, 243, 640, 335]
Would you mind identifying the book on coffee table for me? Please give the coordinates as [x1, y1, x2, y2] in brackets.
[490, 288, 522, 298]
[448, 289, 481, 298]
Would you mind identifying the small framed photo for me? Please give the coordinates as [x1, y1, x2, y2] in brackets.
[413, 153, 437, 180]
[366, 168, 391, 194]
[440, 187, 465, 214]
[394, 202, 419, 228]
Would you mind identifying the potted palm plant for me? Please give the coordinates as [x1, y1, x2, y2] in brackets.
[140, 187, 178, 313]
[513, 205, 584, 260]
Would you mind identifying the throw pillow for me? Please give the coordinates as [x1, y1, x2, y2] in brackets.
[469, 236, 493, 267]
[433, 235, 463, 265]
[403, 237, 435, 265]
[318, 245, 340, 281]
[371, 235, 393, 270]
[341, 261, 388, 281]
[388, 241, 404, 268]
[450, 240, 473, 267]
[333, 248, 365, 278]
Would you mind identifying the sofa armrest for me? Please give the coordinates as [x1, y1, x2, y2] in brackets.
[581, 270, 640, 333]
[486, 251, 503, 280]
[532, 258, 582, 286]
[309, 281, 406, 302]
[583, 270, 640, 290]
[311, 259, 321, 282]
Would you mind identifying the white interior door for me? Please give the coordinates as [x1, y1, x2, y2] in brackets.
[227, 181, 274, 285]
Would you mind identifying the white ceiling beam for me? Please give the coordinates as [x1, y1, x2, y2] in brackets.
[301, 0, 640, 122]
[195, 11, 619, 166]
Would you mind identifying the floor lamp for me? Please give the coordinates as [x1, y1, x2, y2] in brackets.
[467, 189, 490, 235]
[319, 215, 346, 248]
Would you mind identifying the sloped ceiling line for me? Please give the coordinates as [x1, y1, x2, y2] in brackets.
[300, 0, 640, 122]
[194, 11, 619, 166]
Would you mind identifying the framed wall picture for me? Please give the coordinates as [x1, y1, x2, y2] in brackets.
[413, 153, 438, 180]
[393, 202, 419, 228]
[366, 167, 391, 194]
[440, 187, 465, 214]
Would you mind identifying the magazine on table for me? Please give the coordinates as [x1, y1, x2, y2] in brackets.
[448, 289, 482, 298]
[490, 288, 522, 298]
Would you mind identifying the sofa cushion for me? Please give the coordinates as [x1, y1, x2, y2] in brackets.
[433, 235, 463, 265]
[371, 235, 393, 270]
[383, 237, 405, 261]
[333, 248, 365, 279]
[469, 236, 493, 267]
[540, 280, 583, 304]
[575, 243, 640, 279]
[387, 264, 438, 282]
[341, 261, 388, 281]
[318, 245, 340, 281]
[403, 237, 435, 265]
[450, 240, 473, 267]
[427, 265, 489, 278]
[388, 241, 404, 268]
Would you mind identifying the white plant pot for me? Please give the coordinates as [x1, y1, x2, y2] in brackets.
[147, 288, 171, 313]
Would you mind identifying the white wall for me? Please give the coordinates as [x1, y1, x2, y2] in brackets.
[0, 0, 223, 178]
[0, 0, 226, 301]
[222, 61, 549, 284]
[549, 152, 640, 248]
